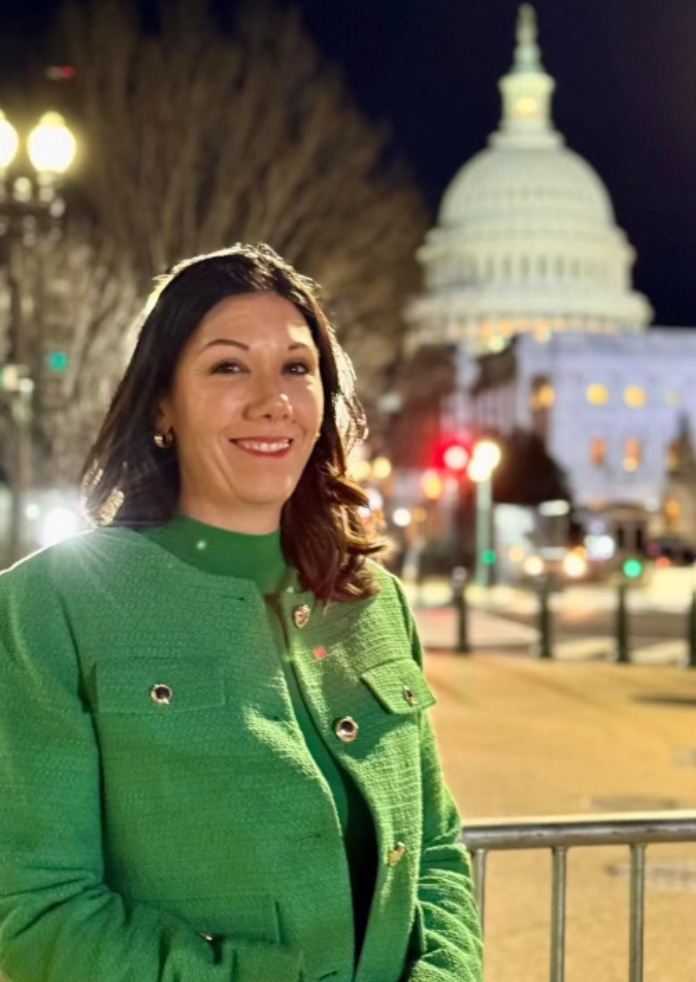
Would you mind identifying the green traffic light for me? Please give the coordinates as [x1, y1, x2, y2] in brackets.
[622, 558, 644, 579]
[482, 549, 497, 566]
[47, 351, 69, 373]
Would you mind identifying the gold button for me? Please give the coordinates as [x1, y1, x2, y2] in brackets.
[388, 842, 408, 867]
[335, 716, 360, 743]
[403, 685, 417, 706]
[293, 604, 311, 629]
[150, 683, 173, 705]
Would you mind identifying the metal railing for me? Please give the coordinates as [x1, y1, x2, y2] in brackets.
[460, 811, 696, 982]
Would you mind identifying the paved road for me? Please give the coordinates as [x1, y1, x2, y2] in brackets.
[420, 641, 696, 982]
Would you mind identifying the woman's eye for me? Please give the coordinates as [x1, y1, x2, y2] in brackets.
[211, 361, 245, 374]
[285, 361, 311, 375]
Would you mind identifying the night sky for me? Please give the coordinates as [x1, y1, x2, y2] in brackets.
[2, 0, 695, 326]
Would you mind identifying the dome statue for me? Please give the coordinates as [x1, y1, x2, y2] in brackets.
[407, 4, 652, 354]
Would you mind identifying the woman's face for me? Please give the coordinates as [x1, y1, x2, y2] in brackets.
[157, 291, 325, 533]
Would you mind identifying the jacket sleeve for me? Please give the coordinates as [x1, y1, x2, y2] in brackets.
[392, 576, 484, 982]
[0, 556, 305, 982]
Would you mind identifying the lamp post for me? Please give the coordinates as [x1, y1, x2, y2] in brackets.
[0, 108, 77, 563]
[469, 440, 502, 588]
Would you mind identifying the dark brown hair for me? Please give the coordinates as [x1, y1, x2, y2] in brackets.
[80, 243, 385, 601]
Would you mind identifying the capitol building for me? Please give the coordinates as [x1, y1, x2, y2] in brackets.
[405, 4, 696, 551]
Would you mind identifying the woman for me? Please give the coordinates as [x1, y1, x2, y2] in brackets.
[0, 243, 483, 982]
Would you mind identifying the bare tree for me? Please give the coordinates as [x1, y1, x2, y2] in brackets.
[55, 0, 428, 407]
[31, 223, 141, 485]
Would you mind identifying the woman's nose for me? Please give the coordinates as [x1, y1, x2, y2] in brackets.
[246, 384, 292, 420]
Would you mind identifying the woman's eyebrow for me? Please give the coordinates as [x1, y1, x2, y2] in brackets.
[198, 339, 314, 354]
[198, 338, 249, 354]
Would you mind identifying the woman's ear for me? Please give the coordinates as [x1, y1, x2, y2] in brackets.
[154, 397, 171, 431]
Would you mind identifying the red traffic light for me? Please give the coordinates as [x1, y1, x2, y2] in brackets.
[432, 435, 472, 474]
[443, 443, 470, 472]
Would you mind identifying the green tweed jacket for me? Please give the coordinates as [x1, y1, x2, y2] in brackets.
[0, 526, 483, 982]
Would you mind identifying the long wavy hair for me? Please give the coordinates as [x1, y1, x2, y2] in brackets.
[80, 243, 385, 601]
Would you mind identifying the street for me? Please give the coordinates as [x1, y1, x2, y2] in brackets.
[417, 611, 696, 982]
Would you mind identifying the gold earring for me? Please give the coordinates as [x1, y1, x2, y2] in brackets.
[153, 428, 174, 449]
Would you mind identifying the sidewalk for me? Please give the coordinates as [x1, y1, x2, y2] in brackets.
[412, 602, 692, 666]
[402, 569, 696, 617]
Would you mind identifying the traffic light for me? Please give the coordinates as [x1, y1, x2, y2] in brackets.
[622, 557, 644, 580]
[46, 351, 69, 373]
[432, 435, 472, 475]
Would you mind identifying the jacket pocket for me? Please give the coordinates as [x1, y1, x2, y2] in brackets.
[359, 658, 437, 715]
[94, 659, 225, 714]
[139, 891, 282, 944]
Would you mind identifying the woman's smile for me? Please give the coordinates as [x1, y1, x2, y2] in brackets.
[230, 436, 294, 458]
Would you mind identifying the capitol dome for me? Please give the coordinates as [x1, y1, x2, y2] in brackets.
[439, 145, 615, 234]
[407, 5, 652, 354]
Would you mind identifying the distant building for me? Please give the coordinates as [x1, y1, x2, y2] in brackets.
[405, 4, 696, 550]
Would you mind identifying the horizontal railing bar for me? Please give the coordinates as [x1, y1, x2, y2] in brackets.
[460, 811, 696, 852]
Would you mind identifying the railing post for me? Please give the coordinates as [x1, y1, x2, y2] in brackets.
[451, 566, 470, 655]
[629, 843, 646, 982]
[615, 579, 631, 664]
[472, 848, 487, 932]
[550, 846, 568, 982]
[687, 590, 696, 668]
[536, 574, 553, 659]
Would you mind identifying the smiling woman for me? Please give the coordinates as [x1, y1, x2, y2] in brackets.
[80, 242, 382, 602]
[0, 242, 483, 982]
[157, 291, 326, 537]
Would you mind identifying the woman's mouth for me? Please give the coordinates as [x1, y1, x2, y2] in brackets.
[230, 438, 293, 458]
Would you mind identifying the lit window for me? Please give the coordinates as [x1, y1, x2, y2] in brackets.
[587, 384, 610, 406]
[667, 440, 682, 473]
[623, 438, 642, 472]
[665, 498, 681, 528]
[624, 386, 646, 408]
[531, 383, 555, 410]
[591, 438, 608, 467]
[515, 96, 539, 116]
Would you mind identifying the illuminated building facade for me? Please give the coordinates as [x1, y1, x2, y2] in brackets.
[406, 5, 696, 548]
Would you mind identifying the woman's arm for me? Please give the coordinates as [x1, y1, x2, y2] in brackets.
[392, 576, 484, 982]
[0, 554, 305, 982]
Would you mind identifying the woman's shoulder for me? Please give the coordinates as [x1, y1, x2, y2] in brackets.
[356, 558, 414, 629]
[0, 526, 145, 599]
[363, 557, 408, 600]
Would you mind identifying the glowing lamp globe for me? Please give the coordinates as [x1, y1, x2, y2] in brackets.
[0, 111, 19, 170]
[473, 440, 502, 472]
[27, 112, 77, 175]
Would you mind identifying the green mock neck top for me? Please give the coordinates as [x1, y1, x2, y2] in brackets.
[139, 512, 287, 595]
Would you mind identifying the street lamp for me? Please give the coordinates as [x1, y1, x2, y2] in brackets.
[469, 439, 502, 588]
[0, 108, 77, 564]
